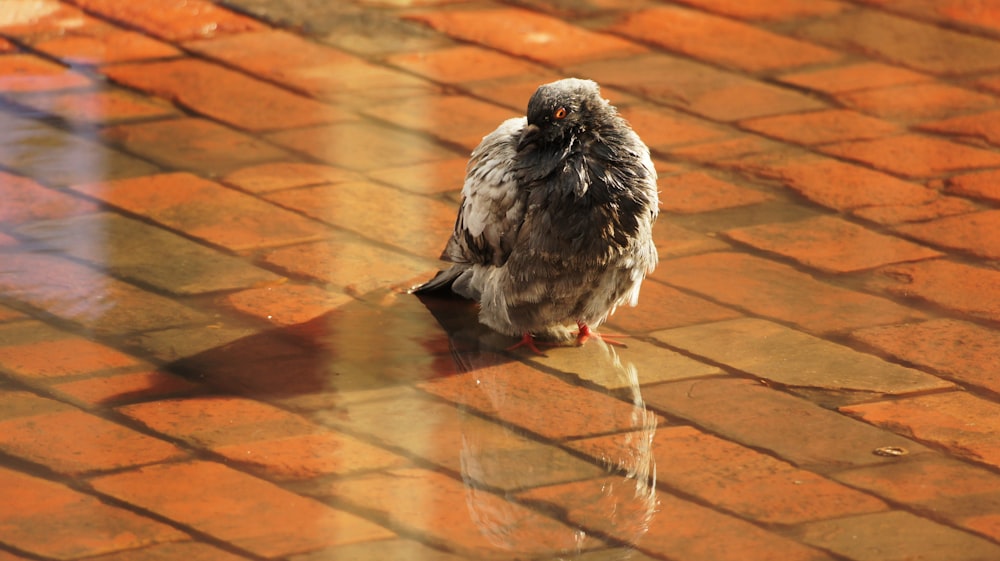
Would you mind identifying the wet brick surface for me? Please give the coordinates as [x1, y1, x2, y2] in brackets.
[0, 0, 998, 560]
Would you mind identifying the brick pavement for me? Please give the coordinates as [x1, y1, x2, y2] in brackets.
[0, 1, 998, 560]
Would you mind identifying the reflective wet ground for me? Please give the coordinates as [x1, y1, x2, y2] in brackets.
[1, 1, 1000, 560]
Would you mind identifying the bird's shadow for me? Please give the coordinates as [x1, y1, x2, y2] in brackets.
[161, 286, 523, 402]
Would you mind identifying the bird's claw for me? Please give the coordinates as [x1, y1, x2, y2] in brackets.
[575, 322, 629, 347]
[506, 332, 547, 355]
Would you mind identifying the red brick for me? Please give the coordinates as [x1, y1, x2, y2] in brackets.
[90, 460, 393, 557]
[796, 510, 1000, 561]
[361, 94, 517, 151]
[34, 30, 180, 65]
[0, 171, 99, 225]
[222, 162, 360, 194]
[120, 395, 313, 447]
[570, 53, 826, 121]
[72, 172, 329, 251]
[0, 389, 74, 421]
[267, 121, 458, 171]
[0, 253, 207, 335]
[572, 425, 887, 524]
[366, 157, 468, 195]
[80, 541, 250, 561]
[947, 169, 1000, 203]
[618, 105, 734, 149]
[671, 0, 848, 20]
[895, 209, 1000, 260]
[779, 62, 931, 94]
[224, 283, 354, 326]
[102, 118, 291, 175]
[461, 72, 567, 111]
[659, 171, 772, 214]
[50, 370, 201, 406]
[820, 134, 1000, 178]
[725, 215, 942, 273]
[851, 196, 980, 225]
[0, 111, 158, 186]
[520, 479, 833, 561]
[103, 59, 348, 132]
[611, 6, 841, 72]
[867, 259, 1000, 322]
[419, 361, 662, 441]
[671, 134, 797, 164]
[645, 377, 928, 469]
[0, 466, 186, 559]
[798, 11, 1000, 76]
[13, 89, 177, 124]
[836, 455, 1000, 508]
[406, 8, 644, 66]
[0, 38, 15, 52]
[320, 391, 604, 489]
[838, 82, 997, 123]
[328, 467, 600, 557]
[654, 252, 925, 334]
[0, 53, 90, 92]
[264, 181, 456, 259]
[0, 1, 90, 39]
[606, 279, 740, 333]
[740, 109, 901, 145]
[858, 0, 1000, 36]
[833, 456, 1000, 543]
[72, 0, 266, 41]
[387, 44, 549, 83]
[262, 237, 434, 294]
[186, 30, 434, 104]
[214, 431, 408, 481]
[921, 109, 1000, 148]
[0, 408, 185, 475]
[725, 151, 938, 211]
[842, 392, 1000, 470]
[0, 336, 140, 379]
[654, 317, 950, 394]
[0, 304, 25, 322]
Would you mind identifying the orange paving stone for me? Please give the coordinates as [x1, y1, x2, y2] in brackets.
[0, 466, 187, 559]
[12, 88, 177, 124]
[0, 54, 91, 92]
[90, 460, 394, 557]
[867, 259, 1000, 322]
[102, 59, 350, 132]
[0, 336, 140, 379]
[33, 30, 181, 65]
[72, 172, 330, 251]
[0, 408, 186, 475]
[724, 215, 943, 273]
[570, 425, 888, 525]
[739, 108, 901, 145]
[659, 171, 772, 213]
[405, 7, 645, 66]
[842, 392, 1000, 470]
[610, 6, 841, 73]
[654, 252, 925, 334]
[837, 82, 998, 123]
[0, 1, 997, 559]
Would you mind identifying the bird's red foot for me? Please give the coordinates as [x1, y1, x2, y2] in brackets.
[576, 322, 629, 347]
[506, 332, 547, 355]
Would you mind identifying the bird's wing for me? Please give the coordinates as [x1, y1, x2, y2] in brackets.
[441, 117, 528, 267]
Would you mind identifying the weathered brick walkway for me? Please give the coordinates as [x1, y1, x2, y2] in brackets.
[1, 1, 999, 560]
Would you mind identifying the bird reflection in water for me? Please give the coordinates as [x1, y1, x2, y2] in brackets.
[450, 338, 659, 560]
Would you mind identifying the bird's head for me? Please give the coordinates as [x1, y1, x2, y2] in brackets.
[518, 78, 610, 152]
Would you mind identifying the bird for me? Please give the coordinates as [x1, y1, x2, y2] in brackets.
[412, 78, 659, 353]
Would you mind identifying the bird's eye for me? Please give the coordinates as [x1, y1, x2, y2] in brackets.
[553, 107, 568, 120]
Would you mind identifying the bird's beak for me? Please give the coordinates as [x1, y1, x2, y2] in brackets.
[517, 123, 540, 153]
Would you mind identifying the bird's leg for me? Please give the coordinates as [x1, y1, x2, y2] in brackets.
[576, 322, 629, 347]
[506, 332, 547, 355]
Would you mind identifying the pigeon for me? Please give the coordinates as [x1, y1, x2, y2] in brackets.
[413, 78, 659, 352]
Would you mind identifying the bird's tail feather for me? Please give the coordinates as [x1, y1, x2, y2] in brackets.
[409, 266, 464, 294]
